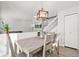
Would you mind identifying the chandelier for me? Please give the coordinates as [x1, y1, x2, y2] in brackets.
[35, 1, 48, 21]
[36, 8, 48, 20]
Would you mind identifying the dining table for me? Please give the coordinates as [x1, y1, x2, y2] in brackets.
[15, 36, 51, 57]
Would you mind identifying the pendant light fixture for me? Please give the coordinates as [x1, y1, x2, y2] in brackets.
[36, 1, 48, 20]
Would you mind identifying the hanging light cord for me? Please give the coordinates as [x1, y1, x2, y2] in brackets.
[41, 1, 44, 9]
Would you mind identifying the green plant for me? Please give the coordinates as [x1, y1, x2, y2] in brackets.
[3, 24, 9, 32]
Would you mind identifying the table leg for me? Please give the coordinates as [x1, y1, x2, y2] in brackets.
[15, 43, 17, 56]
[43, 46, 45, 57]
[26, 52, 29, 57]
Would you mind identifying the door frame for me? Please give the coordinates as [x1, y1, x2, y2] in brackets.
[58, 7, 79, 50]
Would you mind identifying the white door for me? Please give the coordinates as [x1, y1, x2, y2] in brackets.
[65, 13, 78, 49]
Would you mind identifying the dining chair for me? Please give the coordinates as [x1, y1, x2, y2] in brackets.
[6, 32, 27, 57]
[43, 32, 59, 57]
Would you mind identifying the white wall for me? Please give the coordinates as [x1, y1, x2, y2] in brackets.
[58, 11, 65, 46]
[0, 2, 2, 33]
[43, 1, 79, 17]
[0, 1, 79, 32]
[0, 1, 42, 32]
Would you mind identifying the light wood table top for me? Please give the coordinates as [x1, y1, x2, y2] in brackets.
[16, 37, 51, 54]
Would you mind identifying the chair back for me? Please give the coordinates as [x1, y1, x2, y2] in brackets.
[46, 32, 57, 43]
[43, 32, 58, 57]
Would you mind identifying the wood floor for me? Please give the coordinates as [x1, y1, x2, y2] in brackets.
[48, 46, 79, 57]
[17, 46, 79, 57]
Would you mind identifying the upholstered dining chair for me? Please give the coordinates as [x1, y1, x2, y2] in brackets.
[43, 32, 59, 57]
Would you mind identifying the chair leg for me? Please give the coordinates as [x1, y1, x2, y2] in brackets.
[56, 47, 59, 55]
[57, 40, 59, 55]
[49, 49, 52, 54]
[55, 45, 59, 56]
[19, 50, 22, 53]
